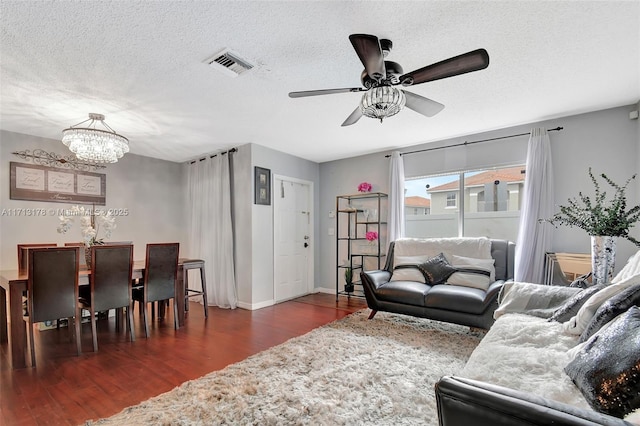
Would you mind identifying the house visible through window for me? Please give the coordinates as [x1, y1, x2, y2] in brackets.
[404, 165, 525, 242]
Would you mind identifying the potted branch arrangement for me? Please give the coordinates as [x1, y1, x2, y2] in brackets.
[344, 267, 354, 293]
[542, 168, 640, 284]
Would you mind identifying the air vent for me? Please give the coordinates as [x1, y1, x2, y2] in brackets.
[204, 49, 255, 77]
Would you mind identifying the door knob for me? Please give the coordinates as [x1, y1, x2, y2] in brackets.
[304, 242, 309, 248]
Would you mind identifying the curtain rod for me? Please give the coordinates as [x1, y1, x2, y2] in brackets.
[189, 147, 237, 164]
[384, 126, 563, 158]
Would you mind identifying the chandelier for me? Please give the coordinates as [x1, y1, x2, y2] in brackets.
[62, 113, 129, 164]
[360, 86, 406, 122]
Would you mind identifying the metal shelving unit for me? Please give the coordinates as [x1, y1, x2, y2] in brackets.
[335, 192, 387, 300]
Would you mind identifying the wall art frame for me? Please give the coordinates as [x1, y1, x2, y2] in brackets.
[254, 166, 271, 205]
[10, 161, 106, 205]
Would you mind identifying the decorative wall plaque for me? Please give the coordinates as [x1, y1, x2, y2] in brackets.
[10, 162, 106, 205]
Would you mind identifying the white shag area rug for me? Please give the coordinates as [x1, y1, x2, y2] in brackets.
[87, 310, 482, 425]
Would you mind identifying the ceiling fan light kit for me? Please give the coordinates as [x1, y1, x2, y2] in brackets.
[62, 113, 129, 164]
[289, 34, 489, 126]
[360, 86, 406, 122]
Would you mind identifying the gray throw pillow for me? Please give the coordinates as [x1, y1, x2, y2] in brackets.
[579, 283, 640, 342]
[570, 272, 593, 289]
[548, 284, 605, 323]
[418, 253, 458, 285]
[564, 306, 640, 418]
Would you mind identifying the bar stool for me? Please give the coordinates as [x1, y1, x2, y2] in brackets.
[182, 259, 208, 318]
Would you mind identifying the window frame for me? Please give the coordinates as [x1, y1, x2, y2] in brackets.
[404, 164, 525, 239]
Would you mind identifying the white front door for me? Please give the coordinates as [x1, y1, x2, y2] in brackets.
[273, 176, 313, 303]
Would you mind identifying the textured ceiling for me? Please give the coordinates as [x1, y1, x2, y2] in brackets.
[1, 1, 638, 163]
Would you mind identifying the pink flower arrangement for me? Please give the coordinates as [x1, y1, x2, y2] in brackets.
[358, 182, 372, 193]
[366, 231, 378, 242]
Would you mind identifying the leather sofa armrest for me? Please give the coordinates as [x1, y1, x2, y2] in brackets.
[435, 376, 631, 426]
[361, 270, 391, 290]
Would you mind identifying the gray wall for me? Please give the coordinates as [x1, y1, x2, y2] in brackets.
[0, 130, 186, 269]
[318, 105, 640, 289]
[233, 143, 320, 309]
[3, 104, 638, 304]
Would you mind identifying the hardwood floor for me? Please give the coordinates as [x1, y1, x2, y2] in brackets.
[0, 293, 367, 425]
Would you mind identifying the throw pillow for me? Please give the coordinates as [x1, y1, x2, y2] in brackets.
[579, 283, 640, 343]
[390, 255, 430, 283]
[566, 319, 615, 361]
[563, 273, 640, 336]
[446, 254, 495, 291]
[564, 306, 640, 418]
[570, 273, 592, 289]
[611, 250, 640, 284]
[417, 253, 457, 285]
[494, 281, 579, 320]
[548, 284, 605, 323]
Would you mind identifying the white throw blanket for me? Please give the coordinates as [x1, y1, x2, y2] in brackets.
[494, 281, 580, 319]
[394, 237, 492, 263]
[462, 313, 590, 410]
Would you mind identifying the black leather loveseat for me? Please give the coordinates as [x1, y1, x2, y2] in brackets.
[361, 238, 515, 329]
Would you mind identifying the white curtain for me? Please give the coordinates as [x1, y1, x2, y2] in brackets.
[388, 151, 405, 244]
[514, 128, 554, 283]
[188, 153, 237, 308]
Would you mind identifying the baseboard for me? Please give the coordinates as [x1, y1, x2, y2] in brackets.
[236, 287, 339, 310]
[236, 299, 275, 311]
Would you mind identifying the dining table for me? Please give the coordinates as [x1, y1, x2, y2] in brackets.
[0, 258, 192, 369]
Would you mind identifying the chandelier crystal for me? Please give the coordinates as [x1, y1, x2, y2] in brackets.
[360, 86, 406, 122]
[62, 113, 129, 164]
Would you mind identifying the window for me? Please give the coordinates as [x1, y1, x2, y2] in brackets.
[404, 165, 525, 242]
[446, 193, 457, 208]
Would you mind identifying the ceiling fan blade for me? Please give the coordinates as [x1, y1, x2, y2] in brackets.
[289, 88, 365, 98]
[349, 34, 386, 82]
[403, 91, 445, 117]
[341, 107, 363, 127]
[400, 49, 489, 86]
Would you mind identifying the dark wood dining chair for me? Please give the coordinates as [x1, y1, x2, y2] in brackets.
[132, 243, 180, 338]
[80, 244, 135, 351]
[17, 243, 57, 272]
[64, 242, 87, 267]
[24, 246, 81, 367]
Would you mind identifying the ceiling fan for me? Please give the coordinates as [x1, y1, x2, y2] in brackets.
[289, 34, 489, 126]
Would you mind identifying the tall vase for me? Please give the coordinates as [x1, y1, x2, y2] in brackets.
[591, 236, 616, 285]
[84, 245, 92, 269]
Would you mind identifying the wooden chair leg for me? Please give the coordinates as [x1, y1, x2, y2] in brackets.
[115, 307, 122, 332]
[184, 270, 189, 312]
[158, 300, 166, 319]
[142, 303, 150, 338]
[127, 305, 135, 342]
[75, 312, 82, 356]
[173, 299, 179, 330]
[368, 310, 378, 320]
[89, 307, 98, 352]
[200, 268, 208, 318]
[28, 321, 36, 367]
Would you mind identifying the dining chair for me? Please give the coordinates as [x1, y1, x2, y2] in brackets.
[17, 243, 57, 272]
[64, 242, 87, 267]
[132, 243, 180, 337]
[24, 246, 81, 367]
[80, 244, 135, 351]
